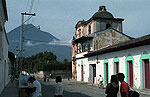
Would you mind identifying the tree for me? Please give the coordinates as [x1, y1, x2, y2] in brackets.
[23, 51, 57, 73]
[23, 51, 71, 73]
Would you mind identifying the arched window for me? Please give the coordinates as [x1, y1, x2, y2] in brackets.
[113, 57, 119, 74]
[125, 54, 134, 87]
[140, 51, 150, 89]
[88, 25, 91, 34]
[104, 58, 109, 84]
[78, 29, 81, 37]
[106, 24, 111, 29]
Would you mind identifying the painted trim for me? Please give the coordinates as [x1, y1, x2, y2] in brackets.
[125, 54, 135, 88]
[104, 58, 109, 84]
[140, 51, 150, 89]
[81, 60, 83, 65]
[113, 56, 120, 74]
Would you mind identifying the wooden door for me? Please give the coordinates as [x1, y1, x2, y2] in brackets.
[81, 65, 84, 81]
[114, 62, 119, 74]
[144, 59, 150, 89]
[127, 61, 133, 87]
[89, 65, 93, 83]
[93, 64, 96, 83]
[129, 61, 133, 87]
[105, 63, 108, 84]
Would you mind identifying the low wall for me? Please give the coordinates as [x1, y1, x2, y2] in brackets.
[34, 70, 72, 79]
[44, 70, 72, 79]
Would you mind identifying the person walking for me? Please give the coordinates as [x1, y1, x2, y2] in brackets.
[98, 75, 103, 88]
[28, 76, 42, 97]
[105, 75, 119, 97]
[117, 73, 129, 97]
[54, 76, 63, 97]
[44, 75, 46, 82]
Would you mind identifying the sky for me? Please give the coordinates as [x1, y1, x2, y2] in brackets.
[6, 0, 150, 42]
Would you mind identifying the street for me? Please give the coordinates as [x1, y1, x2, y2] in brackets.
[41, 79, 105, 97]
[1, 79, 150, 97]
[40, 79, 150, 97]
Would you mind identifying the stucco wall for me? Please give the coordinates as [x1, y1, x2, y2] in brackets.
[0, 25, 9, 94]
[93, 30, 130, 50]
[93, 45, 150, 89]
[76, 58, 89, 82]
[2, 28, 9, 86]
[77, 45, 150, 89]
[0, 0, 9, 93]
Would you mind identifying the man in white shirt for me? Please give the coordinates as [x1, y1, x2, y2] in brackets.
[98, 75, 103, 88]
[28, 76, 42, 97]
[55, 76, 63, 97]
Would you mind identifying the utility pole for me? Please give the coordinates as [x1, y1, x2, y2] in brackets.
[19, 12, 35, 72]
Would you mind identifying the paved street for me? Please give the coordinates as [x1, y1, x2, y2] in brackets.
[40, 79, 150, 97]
[1, 79, 150, 97]
[41, 79, 105, 97]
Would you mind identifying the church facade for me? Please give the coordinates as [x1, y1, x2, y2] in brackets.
[72, 6, 150, 89]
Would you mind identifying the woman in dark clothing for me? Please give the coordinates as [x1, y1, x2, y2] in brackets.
[105, 75, 119, 97]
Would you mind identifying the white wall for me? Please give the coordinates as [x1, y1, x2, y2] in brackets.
[76, 59, 81, 81]
[0, 0, 9, 94]
[76, 45, 150, 89]
[0, 24, 9, 94]
[76, 58, 89, 82]
[91, 45, 150, 89]
[2, 30, 9, 86]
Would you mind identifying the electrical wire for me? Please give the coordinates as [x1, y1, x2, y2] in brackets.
[20, 0, 41, 55]
[29, 0, 35, 14]
[27, 0, 35, 24]
[25, 0, 30, 12]
[31, 0, 40, 24]
[35, 0, 40, 13]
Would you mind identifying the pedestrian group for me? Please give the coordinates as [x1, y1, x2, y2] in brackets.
[105, 73, 139, 97]
[27, 73, 139, 97]
[27, 75, 63, 97]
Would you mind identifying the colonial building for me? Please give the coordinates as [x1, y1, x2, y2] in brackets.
[0, 0, 10, 94]
[72, 6, 150, 89]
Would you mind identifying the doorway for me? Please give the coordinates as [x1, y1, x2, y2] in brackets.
[81, 65, 84, 81]
[142, 59, 150, 89]
[114, 62, 119, 74]
[105, 63, 108, 84]
[89, 64, 96, 83]
[127, 60, 133, 87]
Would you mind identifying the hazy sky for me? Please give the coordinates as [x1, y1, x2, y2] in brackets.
[6, 0, 150, 41]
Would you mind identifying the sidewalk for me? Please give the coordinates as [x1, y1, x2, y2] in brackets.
[138, 89, 150, 95]
[0, 80, 18, 97]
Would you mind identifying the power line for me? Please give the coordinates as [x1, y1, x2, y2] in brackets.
[25, 0, 30, 12]
[27, 0, 35, 24]
[29, 0, 35, 14]
[31, 0, 40, 24]
[35, 0, 40, 13]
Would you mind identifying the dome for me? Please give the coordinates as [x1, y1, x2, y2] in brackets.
[92, 6, 114, 19]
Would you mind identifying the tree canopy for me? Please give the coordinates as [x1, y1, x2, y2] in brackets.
[23, 51, 71, 73]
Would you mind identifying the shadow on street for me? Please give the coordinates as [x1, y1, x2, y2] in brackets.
[41, 83, 91, 97]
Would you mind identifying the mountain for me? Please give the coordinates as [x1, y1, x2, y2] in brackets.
[7, 24, 72, 62]
[7, 24, 59, 43]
